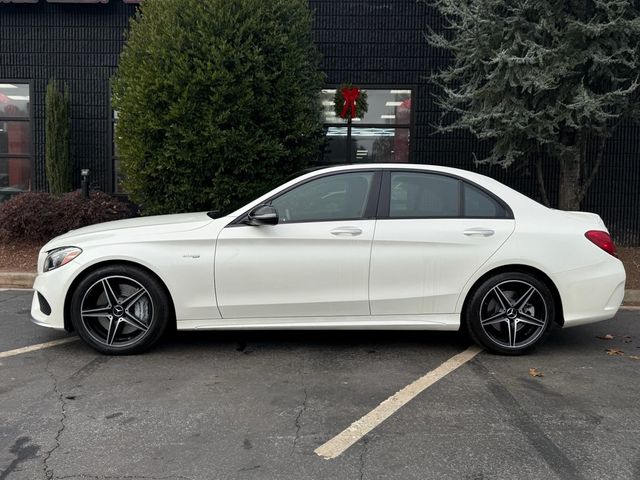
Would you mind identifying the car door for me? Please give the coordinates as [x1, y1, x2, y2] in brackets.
[215, 170, 381, 318]
[369, 170, 515, 315]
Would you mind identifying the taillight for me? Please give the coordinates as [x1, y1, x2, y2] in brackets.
[585, 230, 617, 257]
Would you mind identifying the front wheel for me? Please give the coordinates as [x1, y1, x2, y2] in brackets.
[70, 265, 170, 355]
[465, 272, 555, 355]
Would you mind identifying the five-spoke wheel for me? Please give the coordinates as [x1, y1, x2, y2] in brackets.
[466, 272, 555, 355]
[70, 265, 170, 355]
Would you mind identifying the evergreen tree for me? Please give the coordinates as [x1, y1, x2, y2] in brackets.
[45, 79, 72, 195]
[112, 0, 325, 215]
[427, 0, 640, 209]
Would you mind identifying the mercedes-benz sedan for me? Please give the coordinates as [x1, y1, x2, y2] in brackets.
[31, 164, 626, 355]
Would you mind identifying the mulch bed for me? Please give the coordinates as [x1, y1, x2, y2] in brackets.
[1, 240, 639, 290]
[0, 240, 41, 273]
[618, 247, 640, 290]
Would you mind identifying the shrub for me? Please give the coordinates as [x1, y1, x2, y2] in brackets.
[0, 191, 134, 243]
[112, 0, 325, 215]
[45, 79, 72, 195]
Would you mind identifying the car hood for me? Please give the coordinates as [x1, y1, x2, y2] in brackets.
[42, 212, 215, 251]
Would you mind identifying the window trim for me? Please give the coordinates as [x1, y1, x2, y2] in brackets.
[230, 170, 383, 226]
[0, 79, 34, 192]
[377, 169, 514, 220]
[321, 85, 414, 164]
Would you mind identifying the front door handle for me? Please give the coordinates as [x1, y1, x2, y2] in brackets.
[330, 227, 363, 236]
[464, 228, 495, 237]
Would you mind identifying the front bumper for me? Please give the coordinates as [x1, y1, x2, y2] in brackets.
[30, 260, 82, 331]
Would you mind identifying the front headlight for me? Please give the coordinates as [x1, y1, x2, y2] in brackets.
[44, 247, 82, 272]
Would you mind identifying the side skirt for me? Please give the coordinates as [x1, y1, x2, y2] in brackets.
[176, 314, 460, 331]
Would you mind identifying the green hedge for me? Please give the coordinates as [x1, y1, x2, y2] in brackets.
[112, 0, 325, 215]
[45, 79, 72, 195]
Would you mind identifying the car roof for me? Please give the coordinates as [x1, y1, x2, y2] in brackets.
[305, 163, 494, 185]
[309, 163, 476, 175]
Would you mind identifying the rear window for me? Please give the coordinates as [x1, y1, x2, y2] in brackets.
[390, 172, 460, 218]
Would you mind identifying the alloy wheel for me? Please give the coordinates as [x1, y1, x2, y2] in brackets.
[479, 280, 548, 349]
[80, 275, 154, 348]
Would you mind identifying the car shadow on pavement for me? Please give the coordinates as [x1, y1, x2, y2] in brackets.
[155, 328, 471, 354]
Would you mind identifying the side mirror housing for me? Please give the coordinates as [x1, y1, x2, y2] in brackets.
[246, 205, 278, 226]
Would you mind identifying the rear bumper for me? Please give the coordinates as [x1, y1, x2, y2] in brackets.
[552, 257, 626, 328]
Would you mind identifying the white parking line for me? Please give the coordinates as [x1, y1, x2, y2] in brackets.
[0, 337, 79, 359]
[314, 344, 483, 459]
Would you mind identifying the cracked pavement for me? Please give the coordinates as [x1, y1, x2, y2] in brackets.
[0, 291, 639, 479]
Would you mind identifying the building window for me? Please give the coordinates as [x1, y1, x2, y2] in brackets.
[320, 88, 411, 165]
[111, 110, 125, 193]
[0, 83, 31, 200]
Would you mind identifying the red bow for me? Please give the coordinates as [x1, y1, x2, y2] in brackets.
[340, 87, 360, 119]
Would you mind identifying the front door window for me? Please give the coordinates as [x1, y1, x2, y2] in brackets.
[271, 172, 375, 223]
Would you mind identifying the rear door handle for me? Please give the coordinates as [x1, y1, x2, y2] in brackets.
[330, 227, 363, 236]
[463, 228, 495, 237]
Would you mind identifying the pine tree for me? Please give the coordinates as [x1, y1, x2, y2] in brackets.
[45, 79, 72, 195]
[427, 0, 640, 210]
[112, 0, 325, 215]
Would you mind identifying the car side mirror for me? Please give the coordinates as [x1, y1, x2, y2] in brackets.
[246, 205, 279, 226]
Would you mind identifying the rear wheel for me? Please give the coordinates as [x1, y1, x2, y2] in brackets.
[70, 265, 170, 355]
[465, 271, 555, 355]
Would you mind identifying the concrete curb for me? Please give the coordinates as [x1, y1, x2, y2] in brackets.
[1, 270, 639, 304]
[0, 272, 36, 289]
[624, 289, 640, 304]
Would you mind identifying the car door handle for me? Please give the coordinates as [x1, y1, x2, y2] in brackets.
[330, 227, 363, 236]
[463, 228, 495, 237]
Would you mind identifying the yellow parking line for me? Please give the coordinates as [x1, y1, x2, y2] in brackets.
[315, 345, 483, 459]
[0, 337, 79, 359]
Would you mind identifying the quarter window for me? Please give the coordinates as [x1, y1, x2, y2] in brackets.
[271, 172, 375, 223]
[463, 182, 509, 218]
[0, 83, 31, 200]
[320, 89, 411, 164]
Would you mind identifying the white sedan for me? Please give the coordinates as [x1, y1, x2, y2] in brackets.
[30, 164, 626, 355]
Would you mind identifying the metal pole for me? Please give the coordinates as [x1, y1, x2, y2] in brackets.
[346, 116, 352, 164]
[81, 169, 90, 199]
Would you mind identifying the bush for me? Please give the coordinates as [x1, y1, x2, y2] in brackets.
[45, 79, 72, 195]
[0, 191, 134, 243]
[112, 0, 325, 215]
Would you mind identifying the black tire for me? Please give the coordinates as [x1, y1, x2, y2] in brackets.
[465, 271, 555, 355]
[70, 264, 170, 355]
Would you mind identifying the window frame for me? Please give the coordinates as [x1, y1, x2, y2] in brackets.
[0, 79, 34, 193]
[320, 85, 414, 164]
[231, 170, 383, 226]
[377, 170, 514, 220]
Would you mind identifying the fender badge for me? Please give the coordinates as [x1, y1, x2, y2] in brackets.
[182, 254, 201, 259]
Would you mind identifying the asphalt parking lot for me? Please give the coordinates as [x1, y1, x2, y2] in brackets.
[0, 289, 639, 480]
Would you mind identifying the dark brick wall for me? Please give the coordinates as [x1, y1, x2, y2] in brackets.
[1, 0, 639, 244]
[0, 2, 136, 193]
[311, 0, 640, 245]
